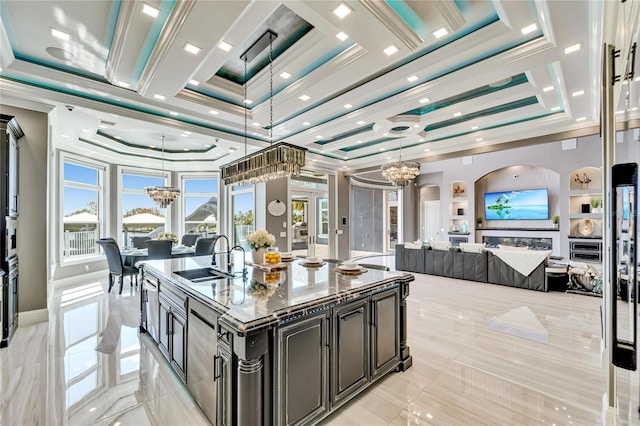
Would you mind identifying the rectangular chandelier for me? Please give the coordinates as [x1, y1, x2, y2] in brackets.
[220, 142, 307, 186]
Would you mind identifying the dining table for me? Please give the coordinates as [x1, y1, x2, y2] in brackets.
[121, 245, 196, 266]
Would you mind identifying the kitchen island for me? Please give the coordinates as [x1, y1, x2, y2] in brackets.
[139, 254, 413, 426]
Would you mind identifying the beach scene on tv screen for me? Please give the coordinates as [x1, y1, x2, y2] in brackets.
[485, 189, 549, 220]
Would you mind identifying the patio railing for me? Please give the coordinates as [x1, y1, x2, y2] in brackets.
[64, 230, 98, 256]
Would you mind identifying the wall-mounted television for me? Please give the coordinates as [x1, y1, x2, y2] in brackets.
[484, 188, 549, 220]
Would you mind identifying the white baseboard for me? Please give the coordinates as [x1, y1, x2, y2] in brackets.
[19, 308, 49, 325]
[53, 270, 107, 289]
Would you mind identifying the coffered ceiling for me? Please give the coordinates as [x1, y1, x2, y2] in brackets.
[0, 0, 638, 173]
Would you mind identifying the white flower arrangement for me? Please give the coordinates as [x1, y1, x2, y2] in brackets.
[156, 232, 178, 244]
[246, 229, 276, 251]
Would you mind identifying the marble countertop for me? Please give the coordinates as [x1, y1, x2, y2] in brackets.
[140, 254, 412, 333]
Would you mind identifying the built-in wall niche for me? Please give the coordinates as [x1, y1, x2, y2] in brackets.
[475, 165, 560, 229]
[568, 166, 602, 237]
[449, 181, 468, 232]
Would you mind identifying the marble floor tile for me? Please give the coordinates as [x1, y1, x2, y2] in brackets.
[0, 268, 632, 425]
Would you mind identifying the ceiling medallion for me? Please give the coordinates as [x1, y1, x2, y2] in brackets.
[144, 135, 180, 208]
[220, 30, 306, 187]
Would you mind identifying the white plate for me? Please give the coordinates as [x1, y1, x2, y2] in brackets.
[340, 265, 362, 271]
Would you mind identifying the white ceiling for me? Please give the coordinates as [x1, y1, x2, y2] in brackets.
[0, 0, 638, 174]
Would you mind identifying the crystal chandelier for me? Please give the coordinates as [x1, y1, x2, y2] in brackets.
[145, 135, 180, 207]
[381, 140, 420, 187]
[220, 30, 306, 187]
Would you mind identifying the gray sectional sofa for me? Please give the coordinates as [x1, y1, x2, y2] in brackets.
[395, 244, 546, 291]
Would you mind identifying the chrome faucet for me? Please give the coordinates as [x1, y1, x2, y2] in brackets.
[211, 235, 230, 266]
[229, 245, 247, 277]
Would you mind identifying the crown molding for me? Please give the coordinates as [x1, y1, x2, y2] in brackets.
[137, 1, 196, 97]
[105, 0, 138, 86]
[358, 0, 423, 50]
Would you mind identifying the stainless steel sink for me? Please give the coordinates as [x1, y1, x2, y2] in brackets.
[174, 267, 229, 282]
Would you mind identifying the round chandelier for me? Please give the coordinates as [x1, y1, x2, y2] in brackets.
[381, 160, 421, 187]
[144, 135, 180, 208]
[381, 138, 420, 187]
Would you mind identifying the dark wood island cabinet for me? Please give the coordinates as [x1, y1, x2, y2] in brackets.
[139, 255, 413, 425]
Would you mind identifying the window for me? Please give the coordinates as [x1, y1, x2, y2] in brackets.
[181, 176, 218, 237]
[121, 171, 168, 247]
[62, 157, 105, 259]
[229, 184, 254, 248]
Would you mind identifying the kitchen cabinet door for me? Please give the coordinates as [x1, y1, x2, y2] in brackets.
[370, 287, 400, 380]
[331, 298, 369, 406]
[170, 310, 187, 381]
[187, 309, 218, 425]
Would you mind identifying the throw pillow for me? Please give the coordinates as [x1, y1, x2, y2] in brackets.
[430, 240, 451, 251]
[460, 242, 485, 253]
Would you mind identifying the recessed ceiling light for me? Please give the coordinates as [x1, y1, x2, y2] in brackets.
[188, 79, 200, 86]
[433, 27, 448, 39]
[386, 157, 391, 160]
[50, 28, 70, 41]
[543, 86, 554, 92]
[184, 131, 192, 135]
[243, 99, 253, 104]
[476, 138, 483, 142]
[424, 148, 430, 152]
[344, 103, 353, 109]
[204, 144, 211, 148]
[471, 126, 479, 130]
[170, 111, 178, 116]
[142, 3, 159, 18]
[357, 120, 366, 125]
[380, 148, 385, 151]
[564, 43, 581, 55]
[413, 124, 419, 128]
[116, 81, 130, 88]
[302, 121, 311, 126]
[154, 94, 166, 100]
[336, 32, 348, 41]
[453, 112, 463, 117]
[218, 41, 233, 52]
[82, 129, 90, 133]
[342, 165, 347, 169]
[333, 3, 352, 19]
[383, 45, 398, 56]
[148, 145, 156, 148]
[356, 140, 362, 144]
[252, 122, 260, 127]
[407, 75, 419, 82]
[551, 106, 561, 111]
[418, 138, 425, 142]
[521, 23, 538, 35]
[572, 90, 584, 97]
[299, 94, 311, 101]
[99, 124, 108, 129]
[61, 134, 69, 138]
[316, 135, 323, 139]
[181, 133, 189, 137]
[280, 71, 291, 79]
[184, 43, 201, 55]
[576, 117, 587, 122]
[632, 107, 639, 111]
[419, 97, 430, 104]
[208, 110, 219, 115]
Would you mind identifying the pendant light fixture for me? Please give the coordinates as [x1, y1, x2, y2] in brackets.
[144, 135, 180, 207]
[220, 30, 307, 186]
[381, 139, 420, 187]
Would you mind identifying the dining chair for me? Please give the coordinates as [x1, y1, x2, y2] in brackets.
[146, 240, 173, 260]
[194, 237, 216, 256]
[131, 236, 151, 248]
[181, 233, 199, 247]
[96, 238, 138, 294]
[358, 263, 391, 271]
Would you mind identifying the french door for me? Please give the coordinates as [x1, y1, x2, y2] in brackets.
[291, 191, 329, 258]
